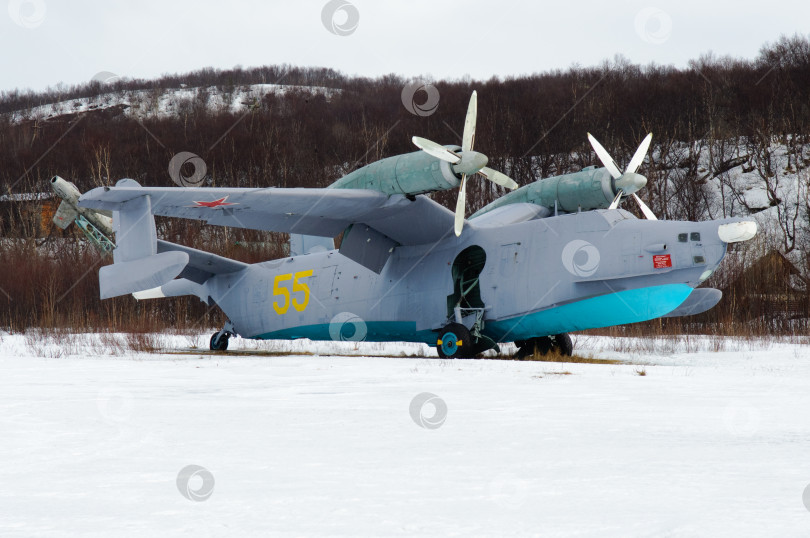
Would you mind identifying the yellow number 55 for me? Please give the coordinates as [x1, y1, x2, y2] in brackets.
[273, 270, 314, 315]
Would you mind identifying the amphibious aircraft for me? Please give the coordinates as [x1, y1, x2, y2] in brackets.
[76, 91, 756, 357]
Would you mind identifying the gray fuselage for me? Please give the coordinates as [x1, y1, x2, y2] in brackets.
[208, 208, 732, 345]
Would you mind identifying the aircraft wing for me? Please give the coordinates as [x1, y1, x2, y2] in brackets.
[79, 181, 457, 246]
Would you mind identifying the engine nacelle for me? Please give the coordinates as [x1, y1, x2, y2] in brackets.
[329, 148, 461, 195]
[471, 166, 620, 218]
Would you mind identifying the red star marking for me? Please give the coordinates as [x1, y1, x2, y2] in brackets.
[191, 196, 238, 208]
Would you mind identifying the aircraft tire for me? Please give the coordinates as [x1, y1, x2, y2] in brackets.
[552, 333, 573, 356]
[210, 332, 229, 351]
[515, 336, 552, 359]
[436, 323, 475, 359]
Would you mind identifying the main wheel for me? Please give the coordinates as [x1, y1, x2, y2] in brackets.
[210, 332, 229, 351]
[515, 336, 552, 359]
[551, 333, 573, 356]
[436, 323, 475, 359]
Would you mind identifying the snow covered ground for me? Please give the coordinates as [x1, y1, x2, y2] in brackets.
[2, 332, 810, 537]
[6, 83, 339, 124]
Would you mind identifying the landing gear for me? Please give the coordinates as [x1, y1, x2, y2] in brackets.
[209, 321, 235, 351]
[209, 332, 229, 351]
[436, 323, 475, 359]
[438, 245, 491, 359]
[554, 333, 574, 356]
[515, 337, 551, 359]
[515, 333, 573, 359]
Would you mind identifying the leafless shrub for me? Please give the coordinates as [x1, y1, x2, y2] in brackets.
[125, 332, 160, 353]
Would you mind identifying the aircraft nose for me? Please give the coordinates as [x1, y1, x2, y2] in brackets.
[718, 221, 757, 243]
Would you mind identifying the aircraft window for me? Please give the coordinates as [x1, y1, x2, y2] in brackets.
[693, 255, 705, 264]
[690, 232, 701, 241]
[678, 233, 688, 242]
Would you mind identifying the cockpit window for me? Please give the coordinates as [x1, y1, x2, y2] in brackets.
[678, 233, 688, 242]
[690, 232, 701, 241]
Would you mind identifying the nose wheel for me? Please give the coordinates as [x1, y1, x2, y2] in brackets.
[436, 323, 475, 359]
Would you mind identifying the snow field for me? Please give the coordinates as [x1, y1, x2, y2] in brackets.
[1, 333, 810, 536]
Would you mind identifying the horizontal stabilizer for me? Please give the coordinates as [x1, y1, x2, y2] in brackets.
[132, 278, 207, 302]
[100, 251, 189, 299]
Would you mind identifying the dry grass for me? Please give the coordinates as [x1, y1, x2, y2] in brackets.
[19, 328, 170, 357]
[507, 349, 624, 365]
[124, 332, 160, 353]
[23, 327, 81, 358]
[165, 348, 310, 357]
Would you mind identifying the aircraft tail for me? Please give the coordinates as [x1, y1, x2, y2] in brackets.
[98, 179, 188, 299]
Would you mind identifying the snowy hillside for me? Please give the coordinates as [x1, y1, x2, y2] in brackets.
[6, 83, 339, 124]
[2, 332, 810, 537]
[595, 137, 809, 269]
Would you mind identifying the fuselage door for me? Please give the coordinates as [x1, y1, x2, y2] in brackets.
[498, 242, 522, 278]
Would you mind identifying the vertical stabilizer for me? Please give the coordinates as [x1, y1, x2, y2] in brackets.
[97, 179, 188, 299]
[113, 192, 157, 262]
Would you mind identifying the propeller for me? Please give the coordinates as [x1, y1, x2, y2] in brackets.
[412, 91, 518, 236]
[588, 132, 657, 220]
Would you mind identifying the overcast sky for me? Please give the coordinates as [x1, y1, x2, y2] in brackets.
[1, 0, 808, 93]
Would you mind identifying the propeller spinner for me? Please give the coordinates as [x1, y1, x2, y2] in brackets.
[587, 132, 657, 219]
[412, 91, 519, 236]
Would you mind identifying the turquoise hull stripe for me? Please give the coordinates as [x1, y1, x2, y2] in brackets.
[252, 284, 693, 345]
[484, 283, 693, 342]
[254, 321, 437, 345]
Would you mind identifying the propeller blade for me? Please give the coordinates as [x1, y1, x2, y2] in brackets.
[462, 91, 477, 152]
[587, 133, 622, 180]
[608, 189, 623, 210]
[454, 174, 468, 236]
[632, 193, 658, 220]
[412, 136, 461, 164]
[625, 133, 653, 174]
[479, 167, 518, 190]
